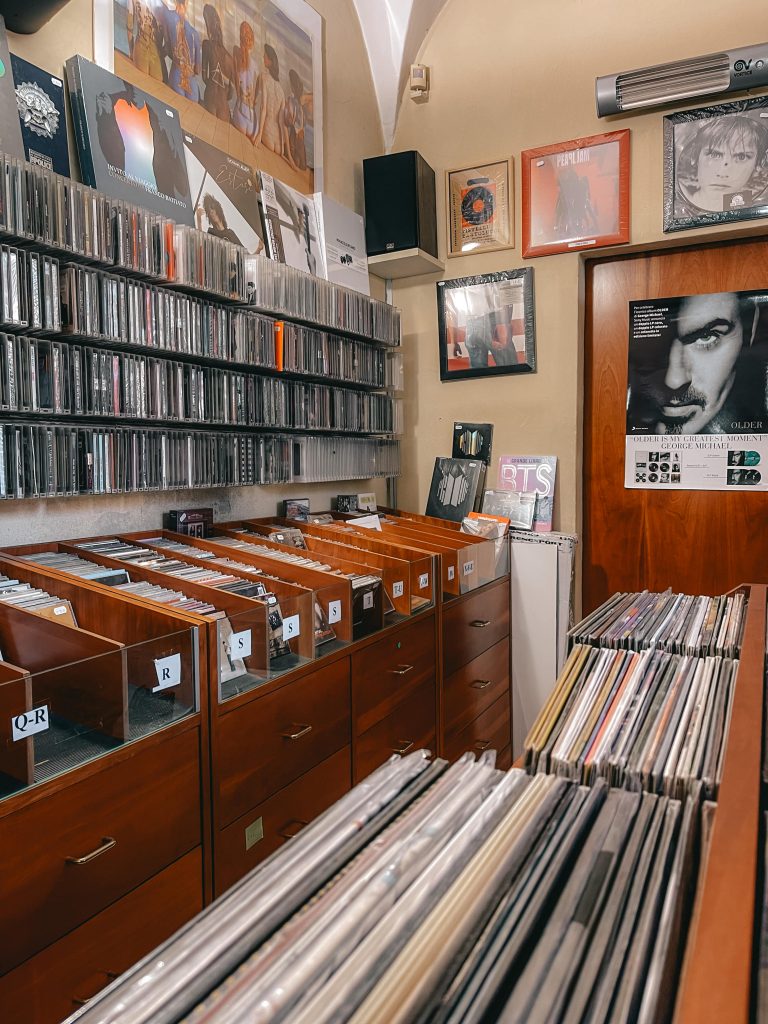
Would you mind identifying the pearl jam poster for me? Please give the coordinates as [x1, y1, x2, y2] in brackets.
[625, 289, 768, 491]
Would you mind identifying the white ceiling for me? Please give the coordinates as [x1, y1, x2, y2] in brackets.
[351, 0, 449, 150]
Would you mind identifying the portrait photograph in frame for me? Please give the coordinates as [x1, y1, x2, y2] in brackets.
[521, 129, 630, 258]
[436, 268, 536, 383]
[663, 97, 768, 232]
[446, 157, 513, 257]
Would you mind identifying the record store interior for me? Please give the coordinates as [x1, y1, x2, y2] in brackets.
[1, 0, 767, 1020]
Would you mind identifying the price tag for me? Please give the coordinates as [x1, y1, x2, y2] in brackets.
[12, 704, 49, 741]
[153, 652, 181, 692]
[283, 614, 301, 639]
[363, 591, 374, 610]
[463, 560, 475, 577]
[328, 600, 342, 623]
[53, 605, 67, 616]
[228, 629, 252, 658]
[419, 573, 429, 589]
[393, 581, 404, 598]
[447, 566, 455, 581]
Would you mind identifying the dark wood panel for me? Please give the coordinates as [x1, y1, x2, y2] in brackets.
[352, 614, 436, 734]
[443, 638, 510, 739]
[584, 239, 768, 611]
[0, 727, 201, 973]
[444, 692, 511, 762]
[216, 657, 351, 828]
[214, 746, 351, 896]
[354, 677, 436, 783]
[0, 849, 202, 1024]
[442, 579, 510, 675]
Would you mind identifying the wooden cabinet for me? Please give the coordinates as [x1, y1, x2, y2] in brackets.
[0, 849, 202, 1024]
[443, 639, 510, 739]
[443, 580, 510, 676]
[354, 678, 437, 782]
[444, 692, 511, 762]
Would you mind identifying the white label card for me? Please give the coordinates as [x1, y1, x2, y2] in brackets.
[393, 581, 404, 598]
[12, 704, 49, 741]
[53, 605, 67, 616]
[419, 573, 429, 590]
[283, 614, 301, 639]
[328, 600, 342, 623]
[153, 653, 182, 692]
[363, 591, 374, 610]
[228, 629, 252, 659]
[447, 567, 455, 581]
[463, 560, 475, 576]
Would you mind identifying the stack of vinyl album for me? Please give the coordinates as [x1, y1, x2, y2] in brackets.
[63, 749, 697, 1024]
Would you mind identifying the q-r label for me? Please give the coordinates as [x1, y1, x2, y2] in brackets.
[12, 704, 49, 741]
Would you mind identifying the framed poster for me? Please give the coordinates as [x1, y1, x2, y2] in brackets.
[93, 0, 323, 193]
[625, 289, 768, 491]
[446, 158, 513, 257]
[521, 129, 630, 258]
[436, 268, 535, 382]
[664, 97, 768, 232]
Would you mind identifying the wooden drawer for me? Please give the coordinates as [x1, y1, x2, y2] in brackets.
[443, 579, 510, 676]
[217, 657, 350, 827]
[215, 746, 351, 896]
[352, 614, 436, 735]
[0, 849, 202, 1024]
[444, 638, 510, 738]
[355, 677, 436, 782]
[0, 727, 200, 974]
[444, 692, 511, 762]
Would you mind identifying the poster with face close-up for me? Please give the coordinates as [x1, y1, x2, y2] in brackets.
[625, 289, 768, 491]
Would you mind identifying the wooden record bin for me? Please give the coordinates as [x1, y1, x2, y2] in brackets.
[0, 552, 207, 1024]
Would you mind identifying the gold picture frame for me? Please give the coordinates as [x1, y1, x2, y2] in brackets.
[446, 157, 513, 257]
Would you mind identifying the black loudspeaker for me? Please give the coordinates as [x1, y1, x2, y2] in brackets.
[363, 150, 438, 258]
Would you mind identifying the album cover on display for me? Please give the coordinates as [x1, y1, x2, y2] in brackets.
[183, 132, 265, 256]
[0, 20, 24, 162]
[260, 172, 327, 278]
[282, 497, 310, 521]
[315, 194, 370, 296]
[425, 457, 484, 522]
[10, 55, 69, 177]
[451, 422, 494, 465]
[65, 55, 194, 225]
[497, 454, 557, 532]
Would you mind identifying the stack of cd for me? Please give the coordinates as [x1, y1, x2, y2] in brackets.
[0, 575, 76, 625]
[524, 643, 736, 799]
[569, 589, 747, 658]
[290, 435, 401, 483]
[172, 224, 245, 300]
[279, 322, 402, 390]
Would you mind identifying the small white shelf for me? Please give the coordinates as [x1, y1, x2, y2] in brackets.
[367, 247, 444, 280]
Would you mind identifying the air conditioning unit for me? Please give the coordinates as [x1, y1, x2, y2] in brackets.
[596, 43, 768, 117]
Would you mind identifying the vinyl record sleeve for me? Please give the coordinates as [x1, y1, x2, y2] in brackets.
[425, 457, 484, 523]
[260, 171, 327, 278]
[10, 54, 70, 177]
[315, 193, 369, 295]
[65, 55, 194, 226]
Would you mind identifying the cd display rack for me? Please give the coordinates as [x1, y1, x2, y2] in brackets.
[0, 153, 402, 499]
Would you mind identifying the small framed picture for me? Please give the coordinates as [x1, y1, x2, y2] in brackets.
[446, 158, 513, 257]
[664, 98, 768, 231]
[436, 268, 536, 382]
[521, 129, 630, 258]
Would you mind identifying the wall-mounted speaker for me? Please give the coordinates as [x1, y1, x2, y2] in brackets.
[363, 150, 438, 258]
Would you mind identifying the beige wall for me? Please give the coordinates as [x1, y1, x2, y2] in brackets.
[1, 0, 385, 545]
[391, 0, 768, 536]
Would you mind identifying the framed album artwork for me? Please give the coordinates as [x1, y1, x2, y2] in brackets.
[436, 268, 536, 382]
[446, 158, 513, 257]
[663, 97, 768, 232]
[521, 129, 630, 258]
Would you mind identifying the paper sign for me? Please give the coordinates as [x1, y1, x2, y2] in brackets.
[245, 817, 264, 850]
[153, 653, 181, 692]
[228, 629, 252, 659]
[328, 600, 342, 623]
[393, 581, 404, 598]
[448, 566, 455, 581]
[419, 573, 429, 589]
[363, 591, 374, 609]
[12, 705, 49, 741]
[354, 514, 382, 531]
[53, 605, 67, 616]
[463, 560, 475, 576]
[283, 614, 301, 639]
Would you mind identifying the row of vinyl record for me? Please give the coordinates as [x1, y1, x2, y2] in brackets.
[0, 339, 402, 434]
[0, 423, 401, 498]
[0, 151, 401, 343]
[62, 751, 699, 1024]
[60, 264, 402, 387]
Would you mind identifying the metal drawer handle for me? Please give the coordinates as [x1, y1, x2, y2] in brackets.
[65, 837, 117, 866]
[278, 819, 308, 840]
[471, 678, 492, 689]
[282, 724, 313, 740]
[393, 740, 414, 755]
[389, 664, 414, 676]
[474, 739, 492, 752]
[470, 619, 490, 628]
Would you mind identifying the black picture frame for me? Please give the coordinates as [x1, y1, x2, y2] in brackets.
[436, 268, 536, 382]
[663, 97, 768, 232]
